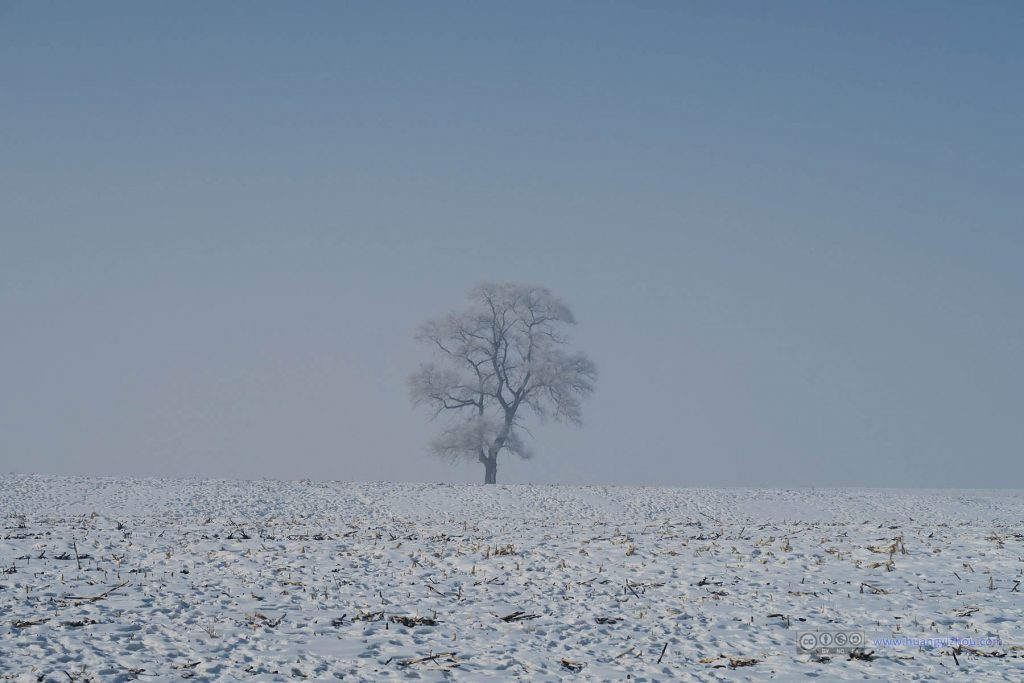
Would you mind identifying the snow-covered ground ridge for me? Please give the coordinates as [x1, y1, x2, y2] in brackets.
[1, 475, 1021, 681]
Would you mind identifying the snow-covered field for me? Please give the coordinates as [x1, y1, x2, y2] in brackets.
[1, 476, 1021, 681]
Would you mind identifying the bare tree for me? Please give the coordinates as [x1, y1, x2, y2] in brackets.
[409, 282, 597, 484]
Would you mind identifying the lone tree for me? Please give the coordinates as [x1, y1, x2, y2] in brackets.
[409, 282, 597, 484]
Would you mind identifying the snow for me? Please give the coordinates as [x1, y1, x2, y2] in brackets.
[1, 475, 1022, 681]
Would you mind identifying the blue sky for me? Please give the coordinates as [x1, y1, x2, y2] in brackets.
[2, 2, 1022, 486]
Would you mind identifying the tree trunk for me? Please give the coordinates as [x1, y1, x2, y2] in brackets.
[483, 416, 513, 485]
[483, 455, 497, 485]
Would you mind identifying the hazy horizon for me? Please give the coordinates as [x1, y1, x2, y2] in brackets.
[3, 2, 1022, 488]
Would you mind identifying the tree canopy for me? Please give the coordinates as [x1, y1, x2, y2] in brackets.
[409, 282, 597, 484]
